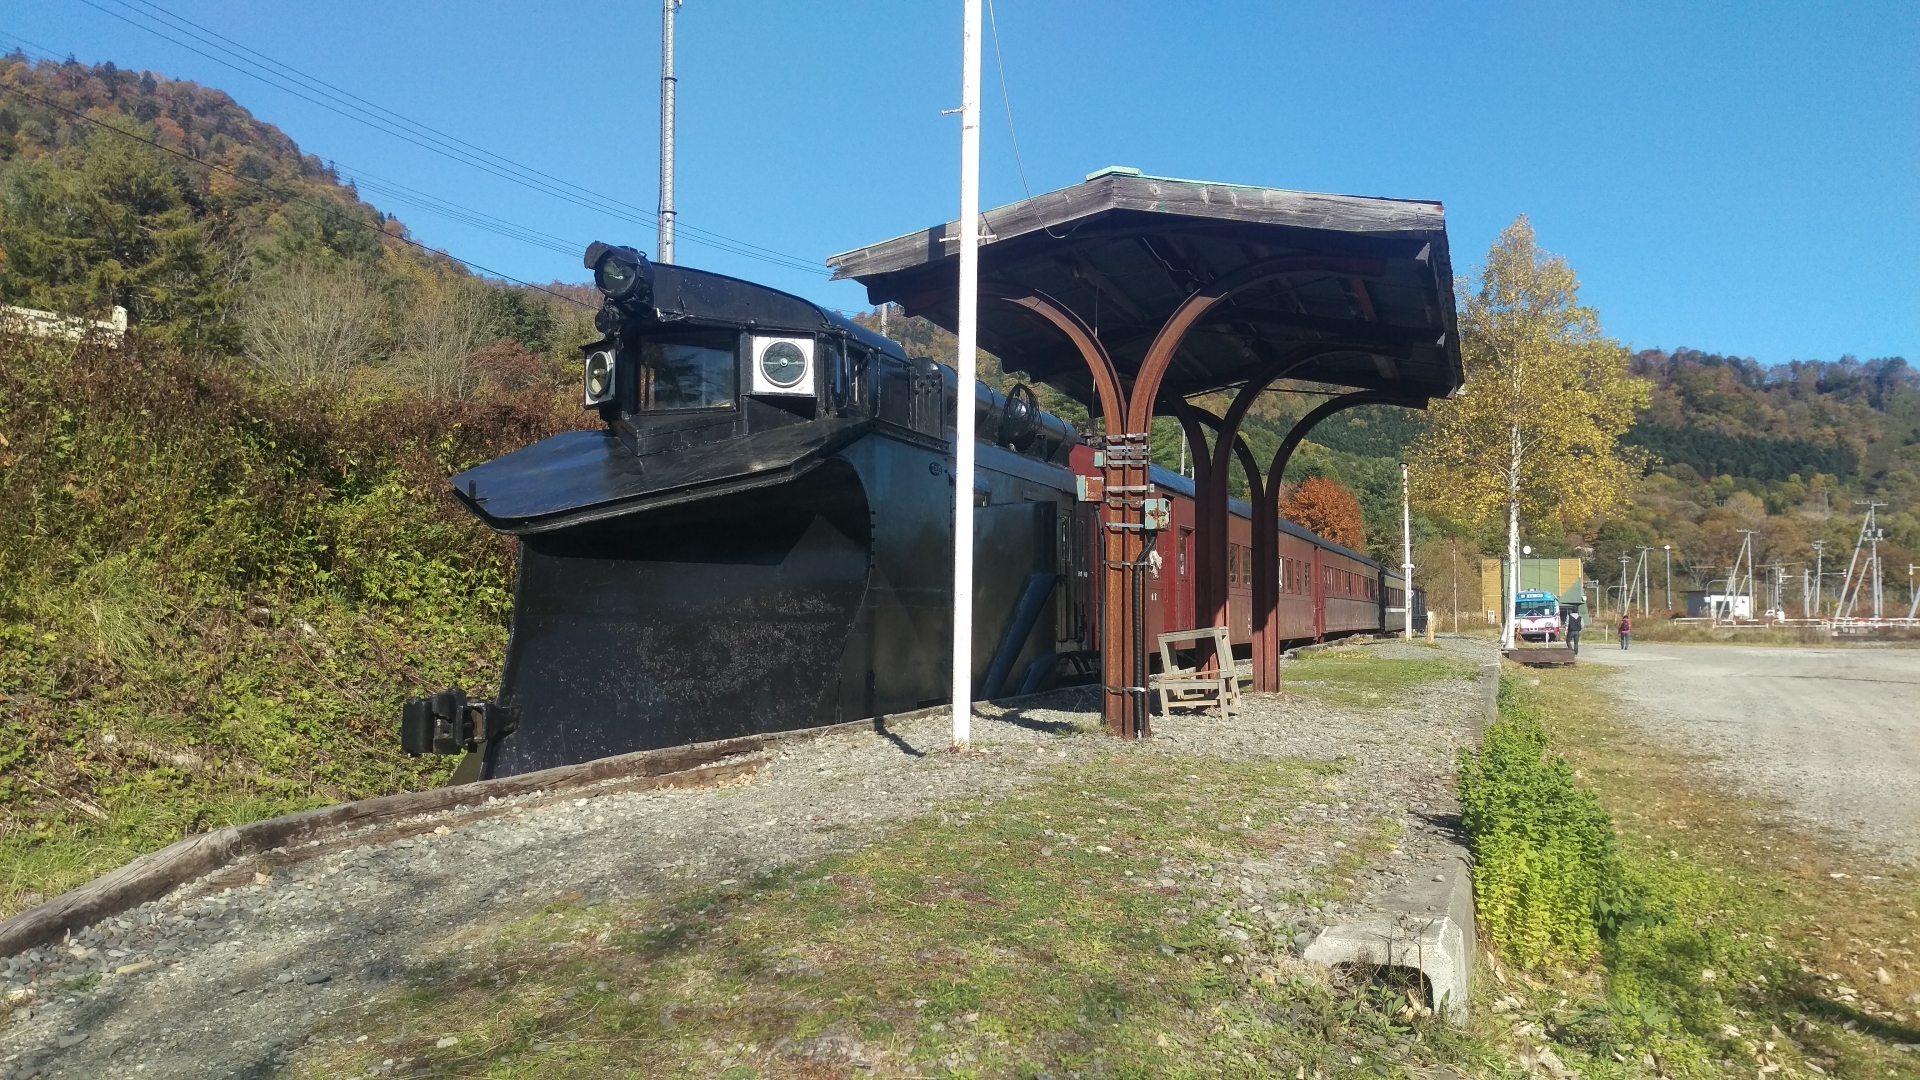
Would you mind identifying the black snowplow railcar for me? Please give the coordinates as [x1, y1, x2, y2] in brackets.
[404, 245, 1092, 780]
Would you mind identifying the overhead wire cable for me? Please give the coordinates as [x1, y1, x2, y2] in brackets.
[80, 0, 830, 275]
[2, 35, 589, 262]
[2, 84, 596, 310]
[97, 0, 823, 271]
[77, 0, 805, 270]
[985, 0, 1067, 239]
[334, 167, 584, 258]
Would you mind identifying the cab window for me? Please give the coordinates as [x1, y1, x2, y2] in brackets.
[637, 330, 736, 411]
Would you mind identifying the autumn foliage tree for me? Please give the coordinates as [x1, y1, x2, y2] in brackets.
[1280, 477, 1366, 550]
[1408, 217, 1650, 648]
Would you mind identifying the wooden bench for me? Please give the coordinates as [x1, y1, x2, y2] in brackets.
[1151, 626, 1239, 717]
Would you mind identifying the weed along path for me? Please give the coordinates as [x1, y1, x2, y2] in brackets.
[0, 638, 1497, 1079]
[1580, 644, 1920, 863]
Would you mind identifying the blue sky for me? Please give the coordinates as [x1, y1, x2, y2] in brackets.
[6, 0, 1915, 364]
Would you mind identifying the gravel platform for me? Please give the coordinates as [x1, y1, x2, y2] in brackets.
[0, 637, 1493, 1080]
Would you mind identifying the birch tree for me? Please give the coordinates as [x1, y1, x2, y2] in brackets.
[1408, 218, 1649, 648]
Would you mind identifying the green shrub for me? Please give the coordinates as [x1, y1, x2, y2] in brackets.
[0, 331, 589, 914]
[1456, 677, 1635, 969]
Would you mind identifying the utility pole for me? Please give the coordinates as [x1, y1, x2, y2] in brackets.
[1635, 547, 1652, 617]
[1451, 536, 1460, 634]
[1733, 531, 1757, 621]
[1811, 540, 1825, 619]
[1400, 462, 1413, 640]
[657, 0, 682, 264]
[1837, 503, 1887, 621]
[950, 0, 983, 750]
[1663, 544, 1672, 615]
[1618, 554, 1630, 618]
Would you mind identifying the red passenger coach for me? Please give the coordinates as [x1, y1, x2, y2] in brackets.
[1067, 445, 1405, 665]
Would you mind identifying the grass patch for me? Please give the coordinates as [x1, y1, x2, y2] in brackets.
[1280, 648, 1477, 708]
[1467, 666, 1920, 1079]
[294, 753, 1516, 1079]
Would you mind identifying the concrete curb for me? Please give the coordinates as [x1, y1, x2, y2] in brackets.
[1302, 653, 1498, 1026]
[1303, 855, 1476, 1025]
[1477, 661, 1501, 737]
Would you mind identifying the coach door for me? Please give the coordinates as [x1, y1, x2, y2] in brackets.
[1312, 547, 1327, 642]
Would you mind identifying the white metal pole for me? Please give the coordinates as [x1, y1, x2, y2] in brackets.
[1400, 462, 1413, 640]
[658, 0, 680, 264]
[951, 0, 983, 751]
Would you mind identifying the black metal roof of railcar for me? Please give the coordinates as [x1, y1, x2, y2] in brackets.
[829, 168, 1464, 408]
[641, 261, 905, 358]
[1147, 466, 1379, 569]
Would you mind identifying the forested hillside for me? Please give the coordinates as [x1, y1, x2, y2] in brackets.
[0, 55, 598, 915]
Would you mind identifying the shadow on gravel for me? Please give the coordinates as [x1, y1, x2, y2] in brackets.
[1409, 807, 1468, 847]
[1798, 993, 1920, 1048]
[871, 719, 927, 758]
[985, 708, 1081, 737]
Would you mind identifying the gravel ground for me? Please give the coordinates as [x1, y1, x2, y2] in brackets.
[0, 636, 1492, 1080]
[1580, 643, 1920, 864]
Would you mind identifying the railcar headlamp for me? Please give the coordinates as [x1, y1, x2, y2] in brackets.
[759, 341, 808, 388]
[584, 348, 616, 405]
[584, 241, 653, 305]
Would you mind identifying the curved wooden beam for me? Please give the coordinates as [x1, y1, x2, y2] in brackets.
[1125, 255, 1386, 433]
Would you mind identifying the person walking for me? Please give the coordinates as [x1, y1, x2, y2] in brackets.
[1618, 613, 1632, 651]
[1565, 607, 1583, 655]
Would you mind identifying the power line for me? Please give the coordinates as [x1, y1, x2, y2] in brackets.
[337, 168, 584, 259]
[74, 0, 830, 275]
[3, 84, 597, 310]
[985, 0, 1069, 241]
[985, 0, 1035, 201]
[1, 36, 587, 261]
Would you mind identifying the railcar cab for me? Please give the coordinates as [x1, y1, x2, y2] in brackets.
[580, 242, 1074, 467]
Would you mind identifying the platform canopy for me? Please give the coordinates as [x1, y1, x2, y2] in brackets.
[829, 166, 1465, 408]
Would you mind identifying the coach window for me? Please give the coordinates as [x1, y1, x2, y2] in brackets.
[636, 330, 737, 410]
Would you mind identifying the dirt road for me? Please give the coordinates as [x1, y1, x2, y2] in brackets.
[1580, 643, 1920, 863]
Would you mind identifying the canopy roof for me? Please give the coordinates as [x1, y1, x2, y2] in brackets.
[830, 167, 1465, 408]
